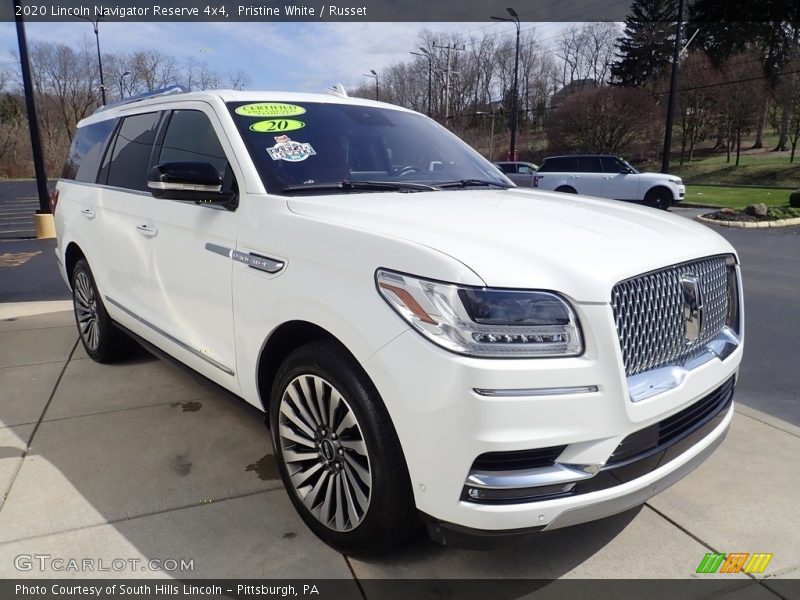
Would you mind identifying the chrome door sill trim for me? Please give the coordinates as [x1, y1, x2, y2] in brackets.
[627, 327, 740, 403]
[473, 385, 599, 398]
[105, 296, 234, 376]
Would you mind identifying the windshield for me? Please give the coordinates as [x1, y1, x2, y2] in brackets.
[619, 158, 640, 174]
[227, 101, 511, 195]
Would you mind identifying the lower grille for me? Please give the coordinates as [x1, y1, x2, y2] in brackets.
[471, 446, 566, 472]
[607, 376, 735, 468]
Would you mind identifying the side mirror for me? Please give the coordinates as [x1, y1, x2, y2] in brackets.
[147, 162, 235, 206]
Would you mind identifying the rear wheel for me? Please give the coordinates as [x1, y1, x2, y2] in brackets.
[72, 259, 134, 362]
[270, 340, 418, 555]
[645, 187, 672, 210]
[555, 185, 577, 194]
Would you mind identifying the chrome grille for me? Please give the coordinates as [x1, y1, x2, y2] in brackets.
[611, 256, 729, 377]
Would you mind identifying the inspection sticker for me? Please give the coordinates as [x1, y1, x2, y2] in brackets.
[267, 135, 316, 162]
[235, 103, 306, 117]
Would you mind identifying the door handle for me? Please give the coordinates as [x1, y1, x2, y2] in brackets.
[136, 224, 158, 238]
[80, 208, 96, 219]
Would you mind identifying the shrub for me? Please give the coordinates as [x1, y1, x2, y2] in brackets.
[789, 189, 800, 208]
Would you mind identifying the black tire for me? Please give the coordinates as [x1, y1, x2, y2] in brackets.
[645, 187, 672, 210]
[71, 258, 135, 363]
[555, 185, 577, 194]
[269, 339, 419, 555]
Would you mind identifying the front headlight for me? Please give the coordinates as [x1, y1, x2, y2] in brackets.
[375, 269, 583, 357]
[669, 178, 682, 185]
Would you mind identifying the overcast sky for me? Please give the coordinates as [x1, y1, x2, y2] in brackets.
[0, 21, 566, 92]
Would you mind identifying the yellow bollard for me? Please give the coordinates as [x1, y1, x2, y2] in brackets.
[34, 212, 56, 239]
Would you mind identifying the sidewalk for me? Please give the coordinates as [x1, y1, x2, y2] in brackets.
[0, 304, 797, 592]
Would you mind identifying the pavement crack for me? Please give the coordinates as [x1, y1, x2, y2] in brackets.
[343, 555, 367, 600]
[0, 338, 78, 512]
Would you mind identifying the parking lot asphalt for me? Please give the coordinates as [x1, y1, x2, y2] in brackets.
[0, 186, 798, 591]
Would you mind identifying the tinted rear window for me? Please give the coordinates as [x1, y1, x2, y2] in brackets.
[538, 157, 577, 173]
[159, 110, 229, 174]
[578, 156, 603, 173]
[105, 112, 161, 192]
[62, 119, 117, 182]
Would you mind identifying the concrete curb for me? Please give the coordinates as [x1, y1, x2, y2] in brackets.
[696, 215, 800, 228]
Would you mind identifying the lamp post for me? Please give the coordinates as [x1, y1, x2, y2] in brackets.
[13, 0, 50, 222]
[411, 47, 433, 117]
[476, 110, 497, 162]
[410, 49, 433, 117]
[363, 70, 379, 101]
[78, 15, 106, 105]
[119, 71, 130, 99]
[491, 7, 520, 161]
[661, 0, 686, 173]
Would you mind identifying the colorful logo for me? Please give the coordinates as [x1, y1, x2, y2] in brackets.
[696, 552, 773, 574]
[266, 135, 316, 162]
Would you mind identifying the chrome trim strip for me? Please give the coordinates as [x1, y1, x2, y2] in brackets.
[627, 326, 740, 403]
[204, 243, 231, 258]
[473, 385, 599, 398]
[59, 179, 152, 197]
[105, 296, 234, 376]
[203, 243, 285, 274]
[466, 462, 602, 490]
[148, 181, 222, 193]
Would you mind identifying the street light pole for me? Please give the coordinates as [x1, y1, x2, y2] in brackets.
[13, 0, 50, 217]
[119, 71, 130, 99]
[492, 7, 521, 161]
[79, 15, 106, 105]
[363, 70, 379, 101]
[476, 111, 497, 162]
[411, 48, 432, 117]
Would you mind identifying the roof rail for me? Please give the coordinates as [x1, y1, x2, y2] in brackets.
[94, 85, 190, 114]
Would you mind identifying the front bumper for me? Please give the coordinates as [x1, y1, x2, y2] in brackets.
[424, 407, 730, 548]
[362, 301, 742, 534]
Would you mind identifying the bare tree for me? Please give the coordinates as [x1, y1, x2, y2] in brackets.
[546, 86, 660, 158]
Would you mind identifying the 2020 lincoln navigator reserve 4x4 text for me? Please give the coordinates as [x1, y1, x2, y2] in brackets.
[54, 87, 744, 554]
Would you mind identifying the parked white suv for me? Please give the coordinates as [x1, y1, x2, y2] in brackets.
[533, 155, 686, 209]
[54, 88, 743, 554]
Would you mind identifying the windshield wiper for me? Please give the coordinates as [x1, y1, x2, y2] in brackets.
[436, 179, 511, 189]
[282, 180, 438, 194]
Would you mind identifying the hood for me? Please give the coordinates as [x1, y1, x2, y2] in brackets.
[287, 188, 734, 303]
[639, 171, 682, 182]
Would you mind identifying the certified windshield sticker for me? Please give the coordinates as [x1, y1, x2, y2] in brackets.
[250, 119, 305, 133]
[267, 135, 316, 162]
[235, 103, 306, 117]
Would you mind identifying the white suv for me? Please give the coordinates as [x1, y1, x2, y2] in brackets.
[533, 155, 686, 209]
[54, 88, 743, 554]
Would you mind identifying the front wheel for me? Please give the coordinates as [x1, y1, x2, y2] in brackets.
[645, 187, 672, 210]
[269, 340, 418, 555]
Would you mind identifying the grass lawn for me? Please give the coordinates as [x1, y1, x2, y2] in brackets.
[684, 185, 792, 208]
[669, 151, 800, 188]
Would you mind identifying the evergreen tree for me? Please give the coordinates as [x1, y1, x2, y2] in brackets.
[611, 0, 680, 87]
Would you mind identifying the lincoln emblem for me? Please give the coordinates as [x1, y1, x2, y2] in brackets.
[680, 275, 703, 343]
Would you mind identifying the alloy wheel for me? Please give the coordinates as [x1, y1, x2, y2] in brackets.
[277, 374, 372, 532]
[74, 271, 100, 351]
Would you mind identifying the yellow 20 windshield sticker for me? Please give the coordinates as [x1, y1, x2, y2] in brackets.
[250, 119, 305, 133]
[235, 103, 306, 117]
